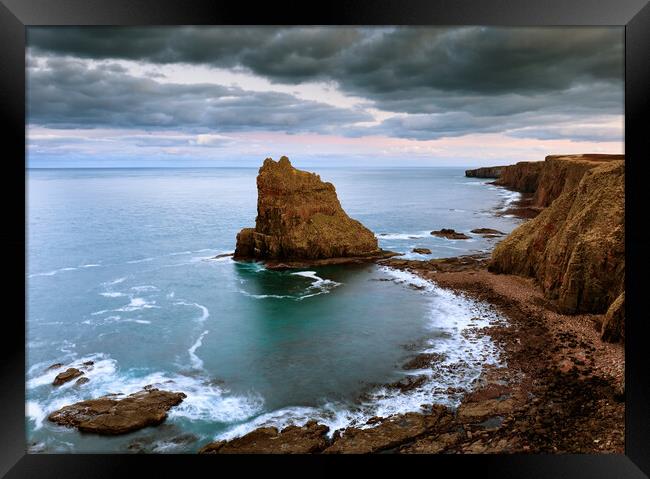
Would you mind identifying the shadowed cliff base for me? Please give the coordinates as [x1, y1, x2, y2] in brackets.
[234, 156, 396, 268]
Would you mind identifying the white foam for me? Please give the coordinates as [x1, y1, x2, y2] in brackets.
[80, 264, 101, 268]
[115, 297, 159, 312]
[219, 266, 506, 442]
[377, 232, 429, 240]
[126, 257, 156, 264]
[103, 277, 127, 286]
[174, 301, 210, 322]
[100, 292, 126, 298]
[131, 285, 159, 292]
[188, 330, 209, 370]
[27, 354, 264, 429]
[28, 266, 79, 278]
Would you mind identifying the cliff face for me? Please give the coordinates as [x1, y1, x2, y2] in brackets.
[489, 161, 624, 322]
[532, 154, 624, 207]
[493, 161, 544, 193]
[465, 166, 506, 178]
[234, 156, 386, 263]
[489, 154, 624, 206]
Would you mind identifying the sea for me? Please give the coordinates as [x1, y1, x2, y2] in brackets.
[26, 166, 523, 453]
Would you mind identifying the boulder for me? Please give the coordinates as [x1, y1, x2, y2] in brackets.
[412, 248, 432, 254]
[48, 388, 186, 435]
[234, 157, 394, 267]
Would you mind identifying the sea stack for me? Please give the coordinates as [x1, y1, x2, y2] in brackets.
[234, 156, 393, 267]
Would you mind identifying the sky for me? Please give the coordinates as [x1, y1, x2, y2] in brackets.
[26, 26, 624, 168]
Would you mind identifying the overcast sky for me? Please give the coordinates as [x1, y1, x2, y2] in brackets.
[27, 26, 624, 168]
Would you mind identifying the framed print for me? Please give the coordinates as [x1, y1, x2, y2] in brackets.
[1, 0, 649, 477]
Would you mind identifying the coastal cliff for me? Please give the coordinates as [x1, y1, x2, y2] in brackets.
[493, 161, 544, 193]
[489, 160, 625, 340]
[464, 166, 506, 178]
[234, 156, 393, 267]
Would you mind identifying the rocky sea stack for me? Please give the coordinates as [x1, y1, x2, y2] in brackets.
[234, 156, 395, 267]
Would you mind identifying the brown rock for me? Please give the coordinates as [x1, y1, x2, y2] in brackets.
[46, 363, 64, 371]
[48, 388, 186, 435]
[199, 420, 330, 454]
[601, 292, 624, 343]
[470, 228, 505, 235]
[457, 398, 516, 421]
[494, 161, 544, 193]
[532, 154, 624, 207]
[234, 157, 393, 266]
[53, 368, 84, 386]
[400, 431, 462, 453]
[324, 408, 452, 454]
[75, 377, 90, 386]
[412, 248, 432, 254]
[490, 160, 624, 315]
[465, 166, 506, 179]
[402, 353, 445, 370]
[430, 229, 470, 240]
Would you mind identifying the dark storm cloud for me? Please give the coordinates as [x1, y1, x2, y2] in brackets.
[28, 26, 623, 97]
[27, 57, 371, 132]
[27, 26, 624, 141]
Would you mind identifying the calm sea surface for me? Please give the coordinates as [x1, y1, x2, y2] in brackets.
[26, 167, 522, 453]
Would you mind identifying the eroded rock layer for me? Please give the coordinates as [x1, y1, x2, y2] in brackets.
[234, 156, 389, 264]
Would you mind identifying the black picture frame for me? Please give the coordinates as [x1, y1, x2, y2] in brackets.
[2, 0, 648, 477]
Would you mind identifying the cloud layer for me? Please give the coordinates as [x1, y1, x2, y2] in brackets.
[26, 26, 624, 166]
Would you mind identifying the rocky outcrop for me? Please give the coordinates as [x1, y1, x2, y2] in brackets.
[430, 229, 470, 240]
[323, 408, 453, 454]
[465, 166, 506, 178]
[412, 248, 432, 254]
[53, 368, 84, 386]
[489, 160, 624, 319]
[601, 292, 625, 343]
[199, 420, 330, 454]
[493, 161, 544, 193]
[234, 156, 394, 267]
[48, 388, 186, 435]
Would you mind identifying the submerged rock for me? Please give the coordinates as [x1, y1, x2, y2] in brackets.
[412, 247, 432, 254]
[470, 228, 505, 236]
[430, 228, 470, 240]
[48, 388, 186, 435]
[53, 368, 84, 386]
[234, 156, 394, 267]
[199, 420, 330, 454]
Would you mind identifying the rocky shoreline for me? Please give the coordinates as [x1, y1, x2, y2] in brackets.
[196, 254, 623, 454]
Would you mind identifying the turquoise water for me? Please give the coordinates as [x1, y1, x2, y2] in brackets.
[26, 167, 522, 453]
